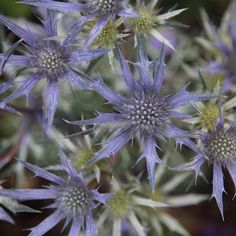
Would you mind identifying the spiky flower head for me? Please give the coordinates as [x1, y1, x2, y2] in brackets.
[200, 1, 236, 91]
[0, 11, 108, 131]
[174, 114, 236, 218]
[108, 191, 130, 217]
[68, 39, 212, 191]
[98, 177, 168, 236]
[203, 121, 236, 166]
[127, 0, 186, 50]
[0, 149, 112, 236]
[20, 0, 138, 47]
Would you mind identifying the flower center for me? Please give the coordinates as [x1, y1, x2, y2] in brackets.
[92, 0, 118, 14]
[126, 97, 166, 127]
[60, 183, 92, 215]
[32, 41, 67, 79]
[95, 21, 117, 47]
[200, 102, 219, 130]
[40, 51, 61, 71]
[134, 17, 152, 31]
[205, 131, 236, 164]
[108, 191, 129, 216]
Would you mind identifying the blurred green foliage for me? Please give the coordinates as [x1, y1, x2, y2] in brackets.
[0, 0, 31, 17]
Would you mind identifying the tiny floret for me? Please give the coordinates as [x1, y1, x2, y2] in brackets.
[91, 0, 119, 15]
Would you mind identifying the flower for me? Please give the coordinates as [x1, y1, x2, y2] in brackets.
[20, 0, 138, 47]
[127, 0, 186, 50]
[199, 1, 236, 91]
[68, 39, 212, 191]
[0, 10, 108, 131]
[174, 114, 236, 218]
[98, 177, 168, 236]
[0, 149, 112, 236]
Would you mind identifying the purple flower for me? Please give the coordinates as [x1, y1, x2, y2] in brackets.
[68, 40, 212, 191]
[174, 115, 236, 218]
[201, 3, 236, 91]
[0, 10, 108, 131]
[20, 0, 138, 47]
[0, 149, 112, 236]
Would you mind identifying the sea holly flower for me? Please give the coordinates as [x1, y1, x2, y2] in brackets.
[184, 84, 236, 131]
[199, 1, 236, 90]
[20, 0, 138, 47]
[174, 114, 236, 219]
[68, 40, 213, 191]
[0, 11, 108, 131]
[0, 149, 112, 236]
[127, 0, 186, 50]
[97, 177, 168, 236]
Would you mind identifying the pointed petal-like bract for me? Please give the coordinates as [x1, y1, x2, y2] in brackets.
[142, 138, 163, 191]
[88, 130, 133, 165]
[29, 211, 64, 236]
[69, 49, 109, 62]
[58, 149, 78, 178]
[20, 160, 65, 185]
[115, 43, 136, 91]
[0, 189, 57, 201]
[84, 17, 109, 48]
[68, 219, 82, 236]
[0, 207, 14, 224]
[20, 0, 86, 12]
[0, 75, 39, 107]
[92, 190, 113, 204]
[153, 43, 165, 92]
[67, 112, 123, 126]
[44, 10, 57, 37]
[85, 210, 96, 236]
[90, 78, 129, 106]
[211, 163, 225, 219]
[44, 80, 59, 132]
[0, 15, 37, 45]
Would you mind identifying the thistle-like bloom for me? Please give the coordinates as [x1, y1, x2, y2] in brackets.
[0, 11, 108, 131]
[20, 0, 138, 47]
[68, 40, 212, 190]
[174, 115, 236, 218]
[98, 177, 168, 236]
[200, 1, 236, 90]
[127, 0, 186, 50]
[0, 150, 112, 236]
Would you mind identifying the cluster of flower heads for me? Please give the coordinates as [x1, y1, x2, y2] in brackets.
[0, 0, 236, 235]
